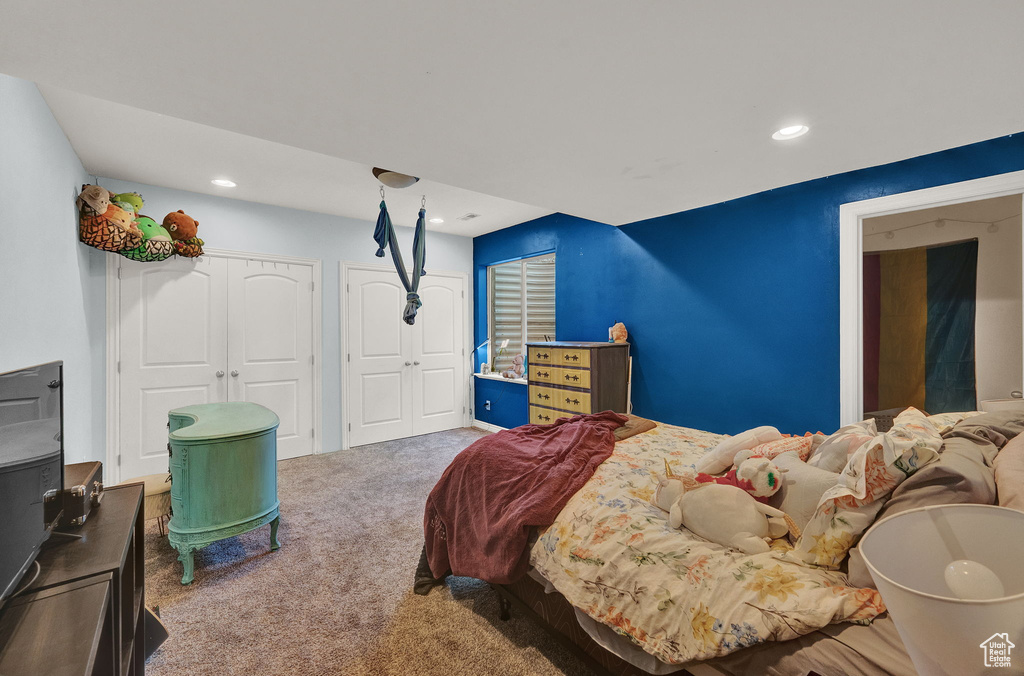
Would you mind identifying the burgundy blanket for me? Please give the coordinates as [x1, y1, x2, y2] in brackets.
[423, 410, 627, 584]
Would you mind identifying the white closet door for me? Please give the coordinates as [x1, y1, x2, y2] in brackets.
[227, 258, 314, 460]
[346, 268, 413, 446]
[412, 275, 465, 435]
[118, 256, 228, 480]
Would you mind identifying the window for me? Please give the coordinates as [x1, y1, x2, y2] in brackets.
[487, 253, 556, 372]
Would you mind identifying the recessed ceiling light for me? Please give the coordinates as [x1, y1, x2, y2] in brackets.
[772, 125, 809, 141]
[429, 217, 444, 224]
[211, 178, 237, 187]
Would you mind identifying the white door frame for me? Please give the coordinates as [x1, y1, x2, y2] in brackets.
[106, 248, 323, 484]
[339, 261, 471, 450]
[838, 169, 1024, 426]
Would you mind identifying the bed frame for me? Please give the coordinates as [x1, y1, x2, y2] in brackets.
[494, 576, 696, 676]
[494, 576, 825, 676]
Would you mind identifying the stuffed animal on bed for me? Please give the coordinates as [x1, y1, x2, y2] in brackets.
[694, 425, 783, 475]
[693, 452, 783, 504]
[654, 458, 798, 555]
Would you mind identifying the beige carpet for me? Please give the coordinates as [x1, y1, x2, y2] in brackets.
[144, 428, 596, 675]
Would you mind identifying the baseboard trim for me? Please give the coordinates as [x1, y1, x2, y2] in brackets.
[472, 420, 506, 433]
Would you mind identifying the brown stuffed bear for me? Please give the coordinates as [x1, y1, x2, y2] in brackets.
[163, 210, 204, 257]
[162, 210, 198, 240]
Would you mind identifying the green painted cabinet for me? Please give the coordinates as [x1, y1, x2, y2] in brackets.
[167, 402, 281, 584]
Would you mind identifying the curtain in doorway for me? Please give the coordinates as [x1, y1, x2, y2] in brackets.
[863, 239, 978, 413]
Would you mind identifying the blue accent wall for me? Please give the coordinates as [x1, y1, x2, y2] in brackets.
[473, 377, 529, 429]
[473, 134, 1024, 434]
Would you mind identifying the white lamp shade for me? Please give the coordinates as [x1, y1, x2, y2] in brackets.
[860, 505, 1024, 676]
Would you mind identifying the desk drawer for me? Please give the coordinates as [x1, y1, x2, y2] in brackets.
[557, 348, 591, 368]
[529, 384, 591, 413]
[528, 346, 557, 365]
[530, 366, 591, 388]
[530, 405, 569, 425]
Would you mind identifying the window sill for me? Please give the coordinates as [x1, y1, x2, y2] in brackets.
[474, 372, 528, 385]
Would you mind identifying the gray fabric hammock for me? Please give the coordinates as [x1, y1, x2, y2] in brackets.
[372, 200, 427, 325]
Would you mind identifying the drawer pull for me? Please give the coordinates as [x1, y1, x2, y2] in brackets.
[541, 414, 550, 422]
[538, 352, 549, 359]
[564, 354, 580, 362]
[167, 443, 173, 458]
[537, 371, 549, 377]
[563, 373, 581, 382]
[537, 392, 549, 400]
[565, 397, 580, 405]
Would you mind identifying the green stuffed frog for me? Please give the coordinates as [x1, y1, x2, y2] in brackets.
[119, 215, 176, 262]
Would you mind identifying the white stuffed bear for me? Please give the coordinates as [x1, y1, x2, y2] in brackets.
[694, 425, 783, 475]
[654, 458, 797, 555]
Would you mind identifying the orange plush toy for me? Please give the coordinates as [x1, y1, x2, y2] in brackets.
[162, 210, 205, 257]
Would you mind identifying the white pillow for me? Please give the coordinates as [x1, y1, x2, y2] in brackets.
[806, 419, 877, 474]
[769, 452, 840, 532]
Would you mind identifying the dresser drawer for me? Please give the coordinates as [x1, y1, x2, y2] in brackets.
[528, 346, 557, 365]
[529, 405, 568, 425]
[530, 384, 591, 413]
[557, 348, 591, 368]
[530, 365, 591, 388]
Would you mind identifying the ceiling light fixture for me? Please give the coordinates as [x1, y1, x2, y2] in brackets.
[772, 124, 809, 141]
[372, 167, 419, 189]
[211, 178, 237, 187]
[429, 217, 444, 224]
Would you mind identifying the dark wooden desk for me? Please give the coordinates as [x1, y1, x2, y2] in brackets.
[0, 484, 145, 676]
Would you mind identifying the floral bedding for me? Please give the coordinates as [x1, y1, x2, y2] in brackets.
[529, 422, 885, 666]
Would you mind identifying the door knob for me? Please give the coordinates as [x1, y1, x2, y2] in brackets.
[231, 370, 239, 377]
[216, 370, 225, 377]
[413, 361, 421, 365]
[405, 361, 412, 366]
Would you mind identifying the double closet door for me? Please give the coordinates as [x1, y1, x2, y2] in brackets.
[117, 254, 316, 480]
[346, 266, 466, 447]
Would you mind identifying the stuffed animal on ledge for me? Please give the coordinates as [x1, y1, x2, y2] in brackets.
[77, 184, 143, 252]
[653, 458, 798, 555]
[502, 354, 525, 379]
[163, 210, 204, 257]
[119, 215, 175, 262]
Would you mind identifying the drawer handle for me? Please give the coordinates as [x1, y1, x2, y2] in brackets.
[537, 370, 549, 377]
[566, 397, 580, 405]
[167, 443, 172, 458]
[537, 393, 549, 400]
[541, 415, 550, 422]
[539, 352, 549, 359]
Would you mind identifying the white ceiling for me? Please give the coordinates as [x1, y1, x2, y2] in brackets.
[36, 86, 550, 235]
[3, 2, 1023, 232]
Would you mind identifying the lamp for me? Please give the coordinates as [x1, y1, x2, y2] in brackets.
[372, 167, 419, 189]
[860, 504, 1024, 676]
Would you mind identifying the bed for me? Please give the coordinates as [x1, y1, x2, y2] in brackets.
[425, 409, 1023, 676]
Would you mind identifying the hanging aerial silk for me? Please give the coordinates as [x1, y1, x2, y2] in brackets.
[372, 199, 427, 325]
[862, 239, 978, 413]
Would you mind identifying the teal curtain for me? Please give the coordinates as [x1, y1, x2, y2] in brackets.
[925, 240, 977, 412]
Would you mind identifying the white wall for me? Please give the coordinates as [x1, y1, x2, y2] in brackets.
[99, 178, 474, 454]
[865, 197, 1023, 404]
[0, 75, 104, 463]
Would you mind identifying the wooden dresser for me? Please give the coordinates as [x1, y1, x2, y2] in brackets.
[526, 342, 629, 425]
[167, 402, 281, 585]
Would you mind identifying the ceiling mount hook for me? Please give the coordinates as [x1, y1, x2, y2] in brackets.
[421, 194, 426, 209]
[380, 185, 386, 200]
